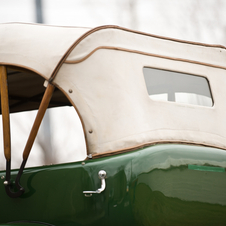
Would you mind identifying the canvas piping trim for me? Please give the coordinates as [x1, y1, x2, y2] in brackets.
[64, 46, 226, 71]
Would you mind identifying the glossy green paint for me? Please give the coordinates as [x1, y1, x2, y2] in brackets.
[0, 222, 48, 226]
[0, 144, 226, 225]
[188, 164, 225, 172]
[131, 145, 226, 225]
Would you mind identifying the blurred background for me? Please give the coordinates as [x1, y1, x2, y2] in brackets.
[0, 0, 226, 170]
[1, 0, 226, 44]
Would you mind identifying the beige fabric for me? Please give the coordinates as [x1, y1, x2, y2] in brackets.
[55, 49, 226, 154]
[1, 23, 226, 155]
[66, 27, 226, 70]
[0, 23, 90, 79]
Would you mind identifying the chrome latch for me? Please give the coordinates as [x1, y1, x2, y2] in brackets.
[83, 170, 107, 197]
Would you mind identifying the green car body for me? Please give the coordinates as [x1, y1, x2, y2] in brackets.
[1, 144, 226, 226]
[1, 24, 226, 225]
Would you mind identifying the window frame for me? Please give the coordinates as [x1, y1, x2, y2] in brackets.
[143, 67, 214, 107]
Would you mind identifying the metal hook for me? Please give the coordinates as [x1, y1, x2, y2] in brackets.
[4, 181, 25, 198]
[4, 160, 25, 198]
[83, 170, 107, 197]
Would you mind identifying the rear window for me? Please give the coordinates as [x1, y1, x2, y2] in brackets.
[143, 67, 213, 107]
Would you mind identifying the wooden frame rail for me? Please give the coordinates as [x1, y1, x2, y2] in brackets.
[23, 82, 55, 160]
[0, 66, 11, 162]
[0, 66, 55, 198]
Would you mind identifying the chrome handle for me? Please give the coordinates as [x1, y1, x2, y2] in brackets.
[83, 170, 107, 197]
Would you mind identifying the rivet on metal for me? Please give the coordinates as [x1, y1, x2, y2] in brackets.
[4, 181, 8, 185]
[69, 89, 73, 93]
[82, 162, 85, 165]
[1, 176, 5, 180]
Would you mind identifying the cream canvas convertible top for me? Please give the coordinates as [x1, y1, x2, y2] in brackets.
[1, 23, 226, 157]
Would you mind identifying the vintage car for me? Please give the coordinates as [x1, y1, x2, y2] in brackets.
[0, 23, 226, 226]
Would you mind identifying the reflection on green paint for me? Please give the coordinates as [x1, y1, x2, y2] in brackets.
[188, 165, 225, 172]
[1, 144, 226, 225]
